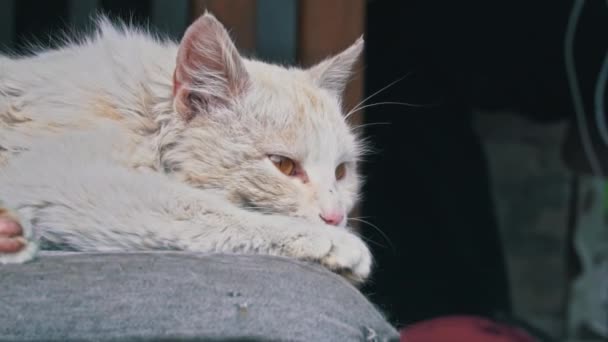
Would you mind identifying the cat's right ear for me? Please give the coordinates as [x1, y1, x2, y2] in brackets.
[173, 12, 249, 121]
[307, 37, 364, 97]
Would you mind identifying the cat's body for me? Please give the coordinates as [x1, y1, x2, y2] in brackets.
[0, 14, 371, 282]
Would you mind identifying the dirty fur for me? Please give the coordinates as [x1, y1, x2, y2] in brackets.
[0, 13, 371, 282]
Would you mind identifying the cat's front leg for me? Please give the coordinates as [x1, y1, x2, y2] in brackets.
[176, 206, 373, 283]
[0, 204, 38, 264]
[279, 220, 373, 283]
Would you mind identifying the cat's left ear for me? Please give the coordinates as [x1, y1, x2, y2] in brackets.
[173, 12, 249, 121]
[307, 37, 364, 96]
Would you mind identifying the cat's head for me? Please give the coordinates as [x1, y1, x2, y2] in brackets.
[161, 13, 365, 227]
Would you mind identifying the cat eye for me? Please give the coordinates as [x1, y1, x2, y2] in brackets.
[335, 163, 347, 180]
[269, 155, 296, 176]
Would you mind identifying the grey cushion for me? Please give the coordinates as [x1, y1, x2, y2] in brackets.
[0, 252, 399, 341]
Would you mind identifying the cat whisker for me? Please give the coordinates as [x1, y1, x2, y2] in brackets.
[354, 233, 390, 249]
[347, 217, 395, 253]
[347, 73, 412, 117]
[345, 101, 430, 121]
[350, 121, 391, 132]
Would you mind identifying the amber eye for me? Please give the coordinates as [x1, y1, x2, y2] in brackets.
[335, 163, 347, 180]
[269, 155, 296, 176]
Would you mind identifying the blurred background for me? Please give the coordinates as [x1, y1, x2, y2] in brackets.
[1, 1, 607, 341]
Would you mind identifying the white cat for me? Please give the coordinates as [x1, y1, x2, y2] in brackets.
[0, 13, 371, 282]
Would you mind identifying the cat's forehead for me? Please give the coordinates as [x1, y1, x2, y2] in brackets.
[242, 60, 357, 162]
[244, 60, 344, 124]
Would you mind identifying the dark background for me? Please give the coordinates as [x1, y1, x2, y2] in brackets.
[1, 0, 607, 339]
[363, 0, 606, 327]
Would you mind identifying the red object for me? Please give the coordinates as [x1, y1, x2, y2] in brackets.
[400, 315, 537, 342]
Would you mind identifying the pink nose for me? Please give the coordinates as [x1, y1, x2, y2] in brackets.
[319, 211, 344, 226]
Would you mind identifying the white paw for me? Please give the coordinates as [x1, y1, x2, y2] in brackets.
[0, 208, 38, 264]
[288, 226, 372, 284]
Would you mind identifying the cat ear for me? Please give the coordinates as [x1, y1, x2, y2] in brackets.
[173, 12, 249, 120]
[307, 37, 364, 96]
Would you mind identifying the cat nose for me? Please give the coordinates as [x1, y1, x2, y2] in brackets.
[319, 211, 344, 226]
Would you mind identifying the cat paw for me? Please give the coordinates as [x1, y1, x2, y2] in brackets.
[289, 227, 372, 284]
[321, 228, 372, 284]
[0, 208, 38, 264]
